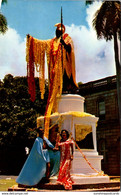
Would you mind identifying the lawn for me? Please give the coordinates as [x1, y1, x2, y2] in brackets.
[0, 179, 17, 191]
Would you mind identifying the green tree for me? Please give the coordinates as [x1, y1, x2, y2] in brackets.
[86, 0, 100, 5]
[0, 13, 7, 34]
[0, 0, 8, 34]
[92, 1, 121, 124]
[0, 74, 49, 174]
[86, 1, 94, 5]
[0, 74, 48, 147]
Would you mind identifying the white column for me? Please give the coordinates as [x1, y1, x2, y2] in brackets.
[92, 124, 97, 151]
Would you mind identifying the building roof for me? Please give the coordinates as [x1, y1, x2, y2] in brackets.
[79, 75, 116, 96]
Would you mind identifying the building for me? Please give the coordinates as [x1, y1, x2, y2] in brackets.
[78, 75, 120, 176]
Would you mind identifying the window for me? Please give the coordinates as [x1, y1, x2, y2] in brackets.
[98, 100, 105, 120]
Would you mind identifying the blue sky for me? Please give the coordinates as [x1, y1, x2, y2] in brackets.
[1, 0, 88, 39]
[0, 0, 116, 83]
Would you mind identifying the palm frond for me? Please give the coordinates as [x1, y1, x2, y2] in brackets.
[93, 1, 120, 41]
[86, 1, 94, 5]
[86, 0, 102, 6]
[0, 13, 8, 34]
[2, 0, 7, 5]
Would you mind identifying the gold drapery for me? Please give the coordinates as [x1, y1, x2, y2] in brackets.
[37, 111, 95, 139]
[75, 124, 92, 141]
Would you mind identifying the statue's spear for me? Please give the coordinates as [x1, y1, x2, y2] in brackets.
[61, 6, 63, 35]
[61, 6, 63, 69]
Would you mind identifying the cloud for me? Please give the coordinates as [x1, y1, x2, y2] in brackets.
[66, 1, 116, 83]
[0, 27, 26, 80]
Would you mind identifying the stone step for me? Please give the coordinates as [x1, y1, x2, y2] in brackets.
[50, 175, 110, 184]
[8, 182, 120, 192]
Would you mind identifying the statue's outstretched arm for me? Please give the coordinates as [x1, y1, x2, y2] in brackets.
[26, 34, 48, 100]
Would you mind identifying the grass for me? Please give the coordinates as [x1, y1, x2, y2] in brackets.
[0, 179, 17, 191]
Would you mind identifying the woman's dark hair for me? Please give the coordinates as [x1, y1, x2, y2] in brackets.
[36, 127, 44, 137]
[60, 129, 69, 139]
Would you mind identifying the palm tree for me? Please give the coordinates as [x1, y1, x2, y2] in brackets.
[93, 1, 121, 125]
[0, 0, 7, 34]
[0, 13, 7, 34]
[0, 0, 7, 8]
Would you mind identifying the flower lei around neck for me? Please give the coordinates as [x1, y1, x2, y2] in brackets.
[51, 37, 61, 56]
[51, 33, 68, 56]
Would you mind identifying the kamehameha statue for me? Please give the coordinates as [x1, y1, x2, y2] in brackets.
[16, 9, 78, 187]
[26, 17, 78, 103]
[26, 8, 78, 138]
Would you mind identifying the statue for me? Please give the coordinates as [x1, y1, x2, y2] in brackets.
[26, 23, 78, 101]
[26, 11, 78, 138]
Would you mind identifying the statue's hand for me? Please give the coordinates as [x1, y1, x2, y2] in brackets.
[60, 38, 65, 45]
[27, 34, 30, 38]
[60, 38, 71, 53]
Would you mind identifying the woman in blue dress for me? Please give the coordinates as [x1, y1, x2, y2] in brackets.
[16, 127, 60, 187]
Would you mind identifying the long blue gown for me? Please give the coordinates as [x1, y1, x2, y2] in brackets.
[16, 137, 60, 186]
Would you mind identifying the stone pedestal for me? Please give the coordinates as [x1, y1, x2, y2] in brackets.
[71, 150, 102, 175]
[37, 94, 109, 183]
[57, 94, 85, 113]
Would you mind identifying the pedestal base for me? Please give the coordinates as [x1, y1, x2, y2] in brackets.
[71, 150, 103, 175]
[72, 175, 110, 184]
[50, 175, 110, 184]
[37, 94, 107, 179]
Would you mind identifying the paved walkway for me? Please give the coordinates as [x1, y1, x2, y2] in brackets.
[0, 175, 17, 180]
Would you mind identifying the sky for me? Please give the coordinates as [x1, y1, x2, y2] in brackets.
[0, 0, 117, 84]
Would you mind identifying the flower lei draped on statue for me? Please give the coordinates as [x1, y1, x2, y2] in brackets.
[26, 33, 77, 138]
[56, 139, 74, 190]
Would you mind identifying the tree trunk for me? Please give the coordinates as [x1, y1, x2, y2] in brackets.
[113, 32, 121, 127]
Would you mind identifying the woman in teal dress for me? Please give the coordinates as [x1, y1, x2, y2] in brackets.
[16, 128, 60, 186]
